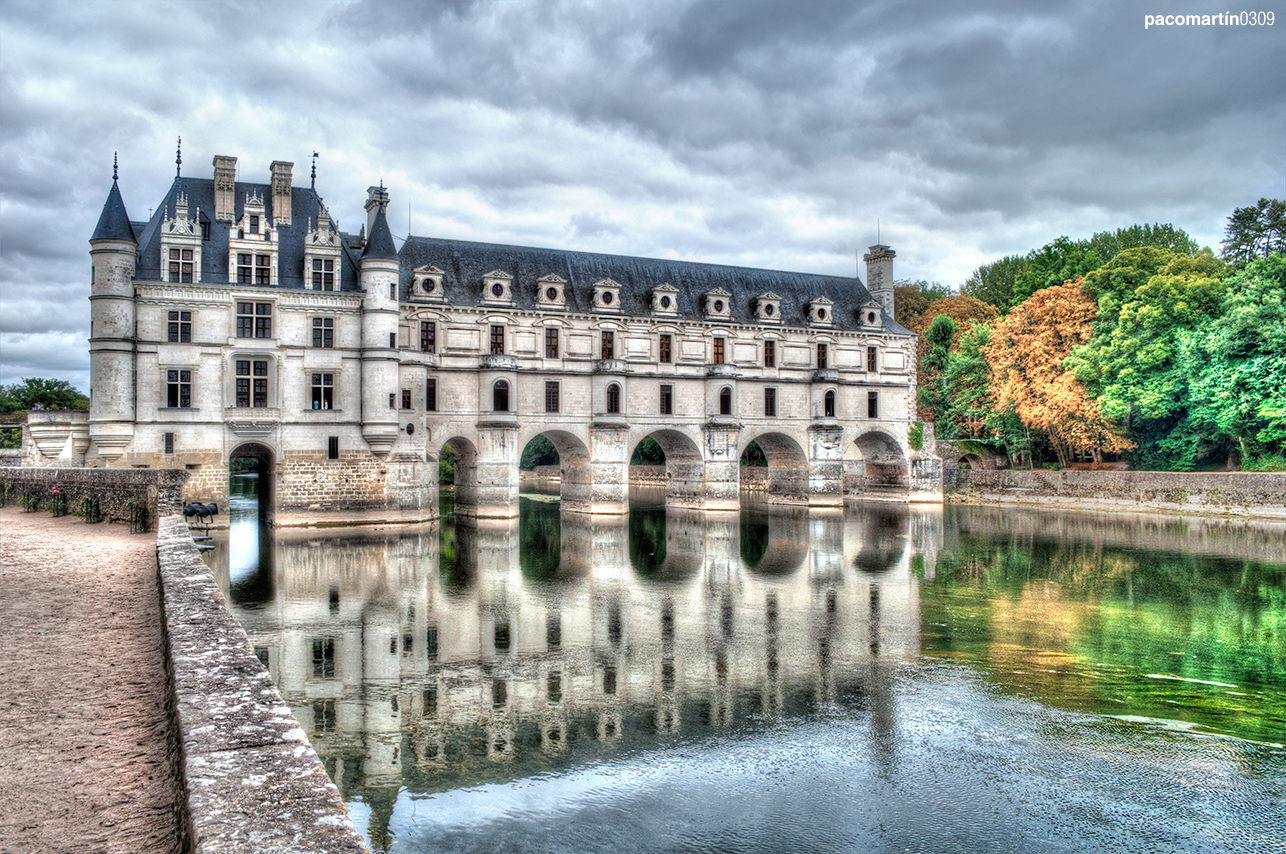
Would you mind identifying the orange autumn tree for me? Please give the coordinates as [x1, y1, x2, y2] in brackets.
[983, 279, 1132, 466]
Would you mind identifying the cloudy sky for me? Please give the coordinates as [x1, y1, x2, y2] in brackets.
[1, 0, 1281, 391]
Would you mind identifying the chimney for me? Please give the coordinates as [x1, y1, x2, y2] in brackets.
[863, 244, 896, 317]
[213, 155, 237, 222]
[270, 161, 293, 226]
[365, 184, 390, 236]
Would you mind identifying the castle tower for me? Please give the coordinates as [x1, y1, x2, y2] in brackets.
[87, 160, 139, 463]
[863, 244, 896, 317]
[360, 198, 401, 456]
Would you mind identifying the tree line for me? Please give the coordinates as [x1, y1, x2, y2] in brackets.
[901, 199, 1285, 471]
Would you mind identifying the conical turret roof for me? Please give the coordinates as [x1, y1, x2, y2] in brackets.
[91, 179, 137, 243]
[361, 206, 398, 261]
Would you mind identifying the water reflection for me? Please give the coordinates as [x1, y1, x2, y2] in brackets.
[206, 487, 1285, 854]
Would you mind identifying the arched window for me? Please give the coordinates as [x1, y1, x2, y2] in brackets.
[824, 389, 835, 418]
[719, 386, 732, 416]
[493, 379, 509, 412]
[606, 383, 621, 414]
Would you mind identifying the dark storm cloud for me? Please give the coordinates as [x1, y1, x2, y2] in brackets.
[1, 0, 1282, 391]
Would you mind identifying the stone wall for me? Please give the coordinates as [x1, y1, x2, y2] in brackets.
[155, 516, 368, 853]
[949, 469, 1286, 519]
[0, 466, 188, 529]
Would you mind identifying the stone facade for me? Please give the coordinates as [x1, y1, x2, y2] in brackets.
[81, 152, 940, 522]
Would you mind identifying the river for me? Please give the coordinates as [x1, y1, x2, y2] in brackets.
[209, 477, 1285, 853]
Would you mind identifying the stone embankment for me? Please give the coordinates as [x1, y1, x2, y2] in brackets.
[0, 465, 187, 529]
[156, 515, 369, 852]
[948, 469, 1286, 519]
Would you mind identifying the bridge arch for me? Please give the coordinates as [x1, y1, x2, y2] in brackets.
[741, 430, 809, 505]
[229, 441, 275, 524]
[628, 427, 706, 508]
[517, 427, 594, 512]
[850, 429, 910, 496]
[439, 435, 480, 516]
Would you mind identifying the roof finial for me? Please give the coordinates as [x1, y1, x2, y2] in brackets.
[877, 218, 880, 245]
[112, 151, 119, 182]
[310, 150, 319, 191]
[175, 136, 182, 179]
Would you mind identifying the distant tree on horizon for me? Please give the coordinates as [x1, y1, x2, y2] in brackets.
[0, 378, 89, 413]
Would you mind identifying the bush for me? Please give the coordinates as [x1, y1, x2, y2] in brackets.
[907, 422, 925, 451]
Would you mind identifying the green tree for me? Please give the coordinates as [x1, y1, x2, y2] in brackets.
[1176, 254, 1286, 469]
[961, 254, 1028, 313]
[520, 435, 559, 470]
[1221, 198, 1286, 266]
[0, 378, 90, 412]
[1084, 223, 1199, 261]
[917, 314, 956, 425]
[1012, 237, 1104, 308]
[893, 279, 952, 329]
[630, 437, 665, 465]
[939, 322, 1027, 458]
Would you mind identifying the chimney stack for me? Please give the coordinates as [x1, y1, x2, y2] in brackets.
[213, 155, 237, 222]
[270, 161, 293, 226]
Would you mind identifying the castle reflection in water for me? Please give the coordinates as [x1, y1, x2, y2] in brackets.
[208, 486, 944, 840]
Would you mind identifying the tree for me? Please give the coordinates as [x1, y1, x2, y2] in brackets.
[1068, 249, 1225, 468]
[630, 437, 665, 465]
[916, 314, 956, 425]
[0, 378, 90, 413]
[893, 279, 951, 329]
[520, 435, 559, 470]
[1084, 223, 1199, 261]
[1012, 237, 1105, 308]
[961, 254, 1028, 313]
[984, 281, 1132, 467]
[1177, 253, 1286, 469]
[1221, 198, 1286, 266]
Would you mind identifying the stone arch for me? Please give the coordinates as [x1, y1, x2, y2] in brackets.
[439, 435, 480, 516]
[741, 430, 809, 505]
[229, 441, 275, 524]
[518, 427, 594, 513]
[851, 430, 909, 495]
[629, 428, 706, 508]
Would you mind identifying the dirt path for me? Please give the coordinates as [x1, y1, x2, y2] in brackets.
[0, 507, 183, 854]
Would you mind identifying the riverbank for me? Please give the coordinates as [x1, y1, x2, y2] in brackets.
[0, 507, 185, 853]
[947, 469, 1286, 519]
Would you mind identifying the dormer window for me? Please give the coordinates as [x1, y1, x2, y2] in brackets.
[160, 193, 202, 283]
[808, 297, 834, 327]
[229, 191, 277, 286]
[481, 270, 514, 304]
[703, 288, 732, 321]
[754, 292, 782, 324]
[591, 278, 622, 313]
[537, 274, 567, 309]
[651, 284, 679, 317]
[249, 215, 259, 235]
[410, 265, 447, 303]
[860, 303, 882, 328]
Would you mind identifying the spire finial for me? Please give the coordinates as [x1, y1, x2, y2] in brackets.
[175, 136, 182, 179]
[310, 151, 319, 191]
[112, 151, 119, 181]
[877, 218, 880, 245]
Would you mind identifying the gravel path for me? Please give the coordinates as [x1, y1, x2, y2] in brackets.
[0, 507, 183, 854]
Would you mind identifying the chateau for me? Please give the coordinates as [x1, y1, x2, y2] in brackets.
[72, 152, 940, 521]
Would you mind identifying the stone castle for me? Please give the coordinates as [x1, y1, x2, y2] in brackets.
[54, 151, 940, 521]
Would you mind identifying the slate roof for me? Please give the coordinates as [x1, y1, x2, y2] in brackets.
[361, 207, 399, 261]
[90, 180, 137, 243]
[131, 177, 361, 291]
[399, 236, 911, 334]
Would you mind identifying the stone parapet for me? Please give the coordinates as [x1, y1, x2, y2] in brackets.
[949, 469, 1286, 519]
[0, 465, 187, 528]
[155, 515, 368, 853]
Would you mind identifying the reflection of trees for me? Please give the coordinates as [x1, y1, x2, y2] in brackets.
[628, 504, 667, 577]
[921, 515, 1286, 742]
[518, 498, 560, 580]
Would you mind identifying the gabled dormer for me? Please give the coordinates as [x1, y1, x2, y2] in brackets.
[160, 192, 202, 283]
[807, 296, 834, 327]
[537, 273, 568, 309]
[703, 287, 732, 321]
[228, 190, 278, 286]
[650, 283, 679, 317]
[303, 202, 342, 291]
[591, 278, 623, 313]
[858, 301, 883, 329]
[412, 264, 447, 303]
[754, 291, 781, 324]
[481, 270, 515, 305]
